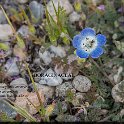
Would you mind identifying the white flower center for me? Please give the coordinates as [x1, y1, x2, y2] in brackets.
[81, 36, 97, 53]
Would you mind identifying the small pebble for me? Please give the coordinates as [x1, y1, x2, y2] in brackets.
[72, 75, 91, 92]
[39, 68, 63, 86]
[0, 24, 13, 41]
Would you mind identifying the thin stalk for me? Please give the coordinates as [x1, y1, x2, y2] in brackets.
[24, 62, 43, 106]
[24, 61, 49, 122]
[0, 5, 25, 48]
[89, 57, 115, 86]
[0, 5, 16, 33]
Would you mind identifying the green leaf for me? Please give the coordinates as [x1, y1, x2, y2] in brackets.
[0, 43, 9, 50]
[3, 100, 37, 122]
[16, 36, 25, 49]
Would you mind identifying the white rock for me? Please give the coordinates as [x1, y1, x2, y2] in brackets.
[47, 0, 73, 19]
[17, 0, 28, 3]
[69, 11, 81, 23]
[0, 83, 14, 99]
[39, 50, 52, 65]
[39, 68, 63, 86]
[112, 80, 124, 103]
[39, 45, 66, 65]
[30, 83, 55, 98]
[56, 81, 76, 97]
[0, 10, 6, 24]
[10, 78, 28, 95]
[18, 25, 30, 38]
[72, 75, 91, 92]
[49, 45, 66, 58]
[0, 24, 13, 41]
[4, 58, 19, 76]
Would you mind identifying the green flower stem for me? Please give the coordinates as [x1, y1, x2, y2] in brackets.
[24, 62, 45, 114]
[89, 57, 115, 86]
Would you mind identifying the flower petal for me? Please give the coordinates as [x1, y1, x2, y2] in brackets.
[76, 49, 89, 58]
[72, 34, 83, 48]
[90, 47, 103, 58]
[81, 28, 95, 37]
[96, 34, 106, 46]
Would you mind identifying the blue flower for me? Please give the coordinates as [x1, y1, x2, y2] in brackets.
[72, 28, 106, 58]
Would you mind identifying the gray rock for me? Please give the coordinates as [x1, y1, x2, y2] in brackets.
[54, 65, 74, 81]
[72, 75, 91, 92]
[30, 83, 55, 98]
[0, 83, 14, 100]
[4, 58, 19, 76]
[39, 45, 66, 65]
[56, 114, 80, 122]
[29, 1, 44, 22]
[49, 45, 66, 58]
[0, 100, 17, 118]
[39, 50, 53, 65]
[0, 10, 7, 24]
[0, 24, 13, 41]
[69, 11, 81, 23]
[56, 81, 76, 97]
[47, 0, 73, 19]
[112, 80, 124, 103]
[10, 78, 28, 95]
[33, 58, 41, 65]
[18, 25, 30, 38]
[17, 0, 28, 4]
[39, 68, 63, 86]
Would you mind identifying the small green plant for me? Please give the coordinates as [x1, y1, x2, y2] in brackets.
[0, 112, 16, 122]
[45, 1, 70, 45]
[65, 89, 75, 103]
